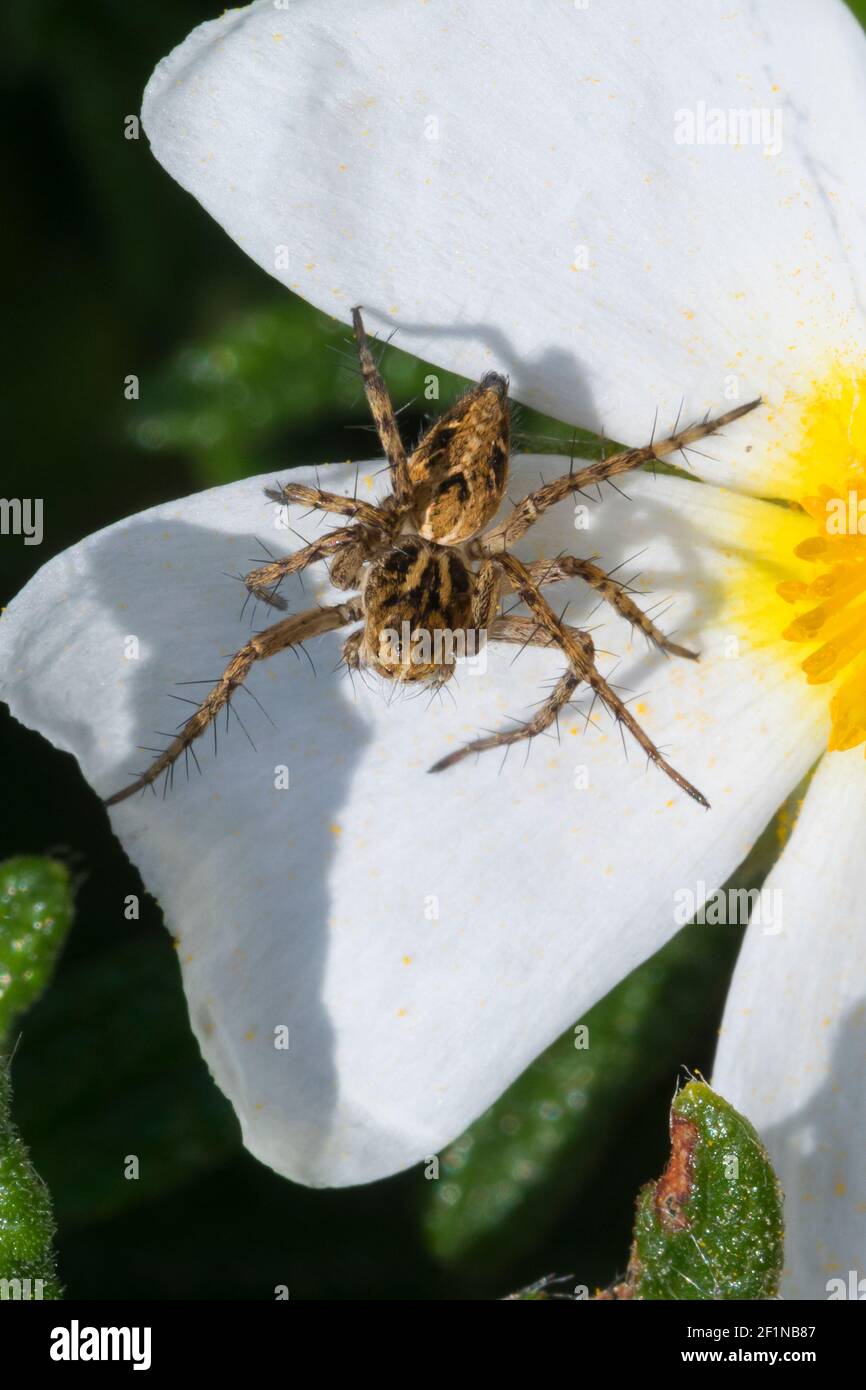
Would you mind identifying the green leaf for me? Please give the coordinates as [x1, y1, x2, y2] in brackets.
[0, 1060, 62, 1299]
[0, 858, 235, 1230]
[0, 856, 73, 1299]
[0, 856, 74, 1046]
[13, 935, 239, 1229]
[612, 1080, 783, 1300]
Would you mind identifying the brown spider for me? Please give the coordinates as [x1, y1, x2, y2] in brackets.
[105, 309, 760, 808]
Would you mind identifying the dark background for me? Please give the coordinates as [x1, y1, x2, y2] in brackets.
[1, 1, 858, 1300]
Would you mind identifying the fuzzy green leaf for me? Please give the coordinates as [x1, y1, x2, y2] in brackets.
[0, 856, 73, 1046]
[620, 1080, 784, 1301]
[0, 1061, 62, 1299]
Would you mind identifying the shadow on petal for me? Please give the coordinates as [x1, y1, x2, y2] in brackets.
[19, 511, 372, 1184]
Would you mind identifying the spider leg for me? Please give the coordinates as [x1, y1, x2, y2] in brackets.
[522, 555, 698, 660]
[458, 553, 709, 806]
[489, 613, 594, 654]
[105, 598, 363, 807]
[352, 307, 414, 512]
[265, 482, 391, 532]
[470, 558, 500, 629]
[475, 397, 761, 554]
[340, 627, 364, 671]
[429, 672, 579, 772]
[244, 527, 359, 609]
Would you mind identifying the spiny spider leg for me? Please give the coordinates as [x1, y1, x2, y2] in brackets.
[500, 552, 708, 805]
[245, 528, 359, 609]
[265, 482, 391, 531]
[475, 398, 761, 554]
[429, 672, 579, 772]
[340, 628, 364, 673]
[521, 555, 697, 660]
[436, 552, 709, 807]
[489, 614, 596, 652]
[351, 307, 414, 512]
[105, 599, 362, 807]
[471, 558, 500, 630]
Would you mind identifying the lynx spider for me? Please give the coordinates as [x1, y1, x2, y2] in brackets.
[106, 309, 759, 808]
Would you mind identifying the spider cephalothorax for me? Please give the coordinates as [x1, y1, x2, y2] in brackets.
[106, 308, 760, 808]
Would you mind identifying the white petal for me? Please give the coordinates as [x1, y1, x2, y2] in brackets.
[713, 748, 866, 1300]
[143, 0, 866, 499]
[0, 465, 826, 1185]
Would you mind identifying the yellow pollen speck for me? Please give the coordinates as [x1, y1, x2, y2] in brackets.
[244, 1029, 256, 1042]
[835, 1181, 847, 1196]
[402, 955, 411, 965]
[329, 823, 342, 836]
[397, 1008, 408, 1018]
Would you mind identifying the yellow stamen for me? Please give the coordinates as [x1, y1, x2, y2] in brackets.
[777, 369, 866, 753]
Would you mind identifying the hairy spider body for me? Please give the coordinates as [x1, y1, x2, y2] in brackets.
[105, 307, 761, 809]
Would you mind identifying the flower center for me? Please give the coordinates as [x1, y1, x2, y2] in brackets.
[777, 372, 866, 752]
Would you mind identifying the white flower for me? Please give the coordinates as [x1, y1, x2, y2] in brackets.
[2, 0, 865, 1298]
